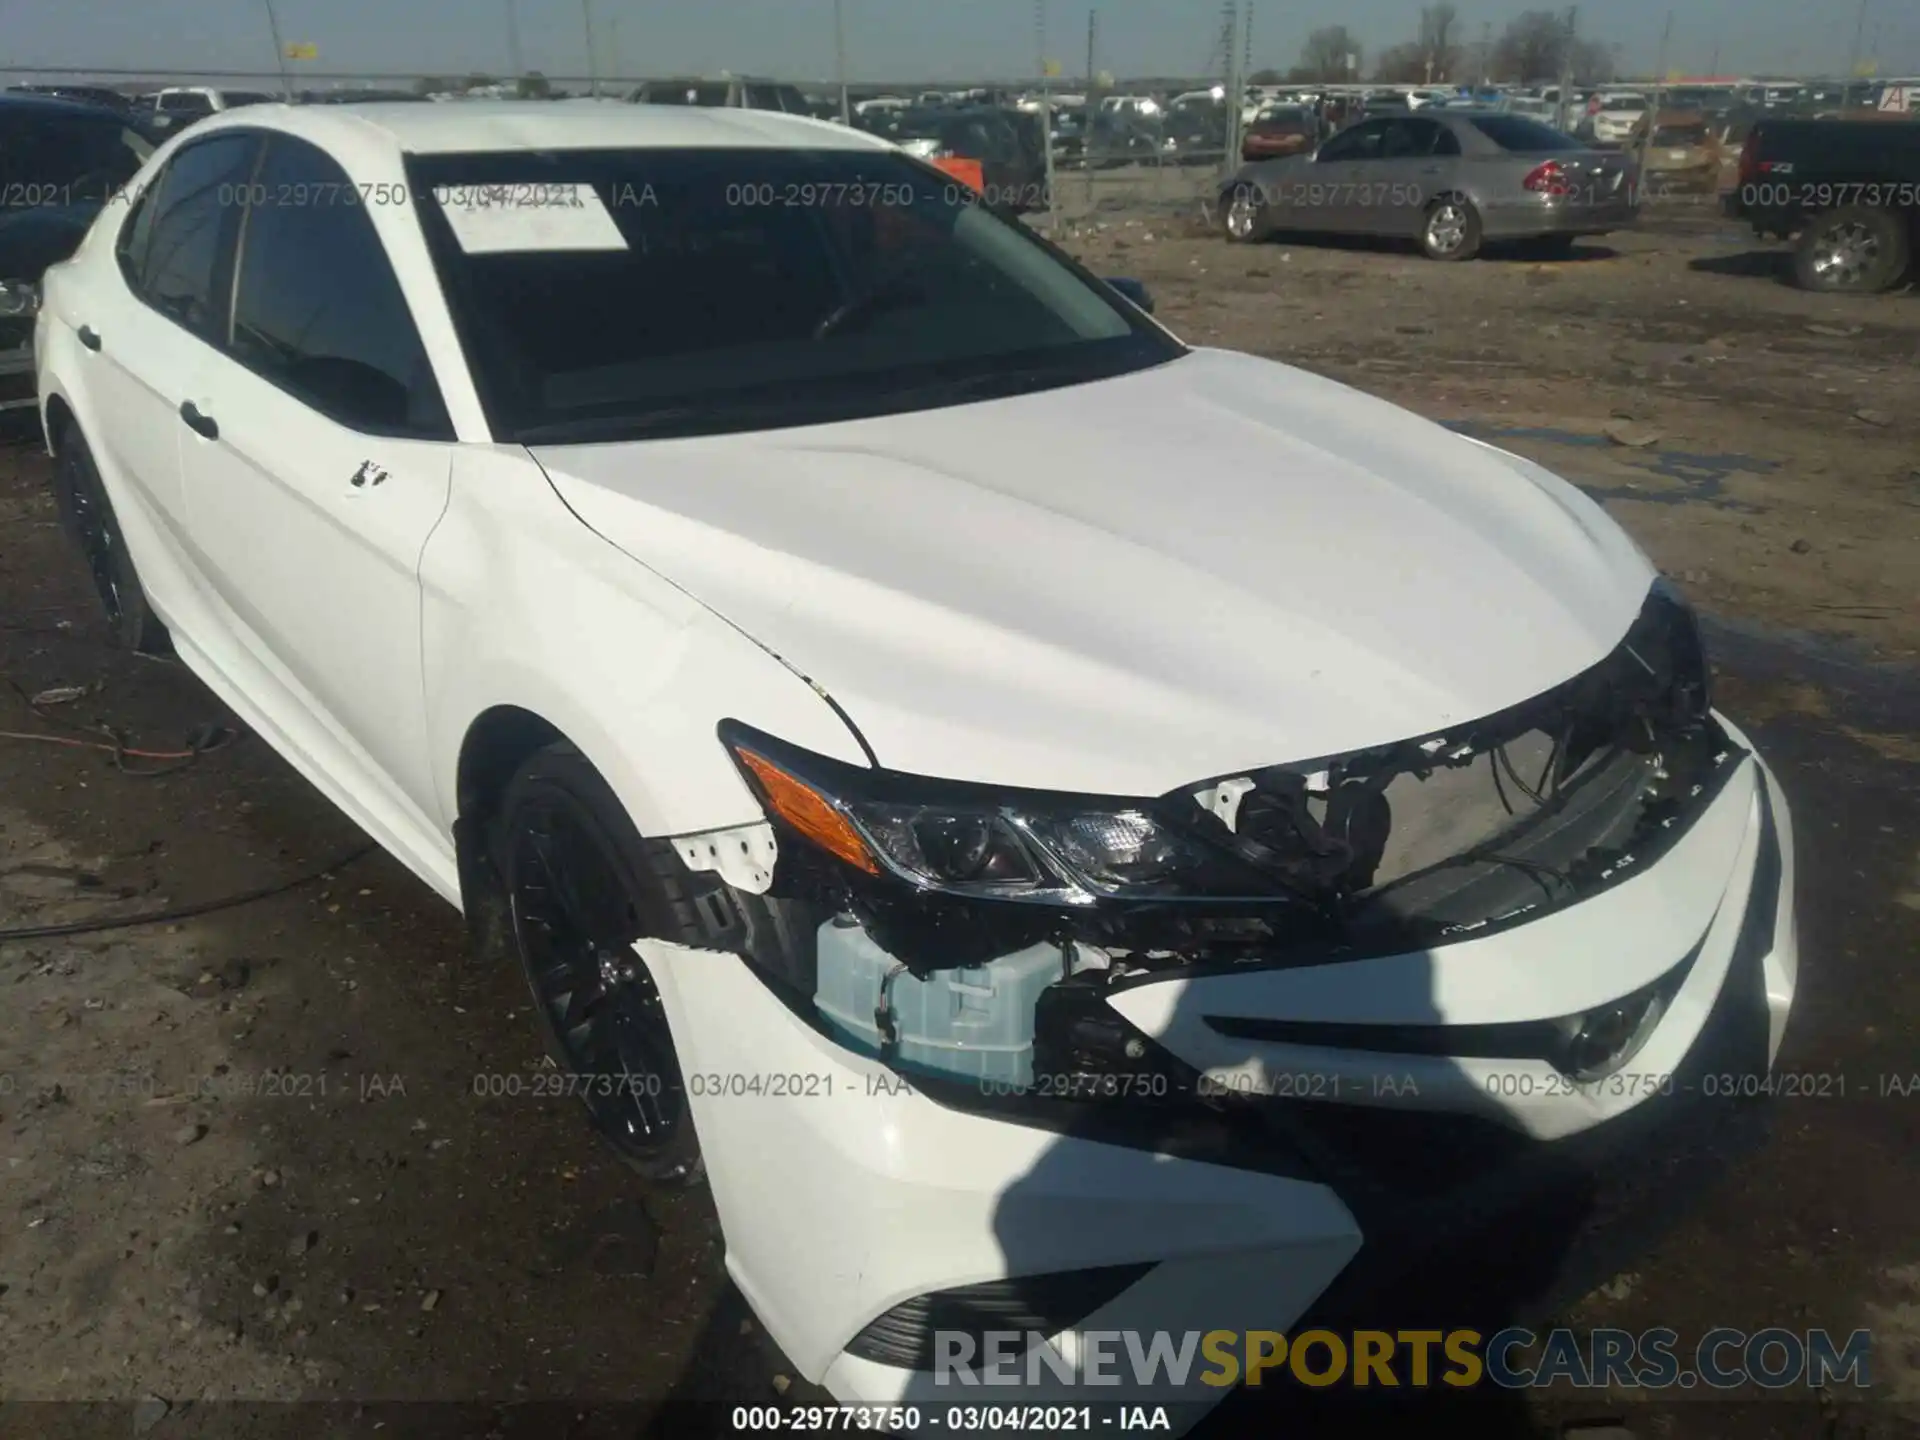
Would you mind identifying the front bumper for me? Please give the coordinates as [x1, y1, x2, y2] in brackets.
[637, 714, 1795, 1423]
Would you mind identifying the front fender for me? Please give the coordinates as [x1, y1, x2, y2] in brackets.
[422, 446, 872, 844]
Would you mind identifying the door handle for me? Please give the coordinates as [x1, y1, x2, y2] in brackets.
[77, 325, 101, 352]
[178, 400, 219, 440]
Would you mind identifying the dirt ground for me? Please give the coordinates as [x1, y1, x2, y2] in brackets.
[1, 195, 1918, 1440]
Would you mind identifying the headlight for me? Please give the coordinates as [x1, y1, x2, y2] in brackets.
[0, 279, 40, 318]
[721, 722, 1280, 905]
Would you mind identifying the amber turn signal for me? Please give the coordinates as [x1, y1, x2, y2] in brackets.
[735, 749, 880, 875]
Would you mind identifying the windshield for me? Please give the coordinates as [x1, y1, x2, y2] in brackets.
[406, 147, 1181, 444]
[1468, 115, 1584, 151]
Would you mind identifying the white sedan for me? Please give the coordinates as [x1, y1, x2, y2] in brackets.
[36, 101, 1797, 1419]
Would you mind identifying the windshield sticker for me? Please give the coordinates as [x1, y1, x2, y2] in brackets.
[434, 182, 628, 254]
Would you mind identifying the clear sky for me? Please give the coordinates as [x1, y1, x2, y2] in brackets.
[8, 0, 1916, 84]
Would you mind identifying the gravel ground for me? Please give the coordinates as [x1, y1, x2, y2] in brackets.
[1, 196, 1916, 1440]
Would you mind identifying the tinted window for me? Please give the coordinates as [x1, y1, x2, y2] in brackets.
[775, 86, 811, 114]
[115, 183, 159, 288]
[1432, 124, 1462, 156]
[225, 92, 276, 107]
[0, 113, 152, 207]
[745, 83, 782, 111]
[1380, 119, 1437, 158]
[1651, 125, 1707, 146]
[1468, 116, 1582, 152]
[140, 134, 257, 336]
[1318, 120, 1390, 161]
[159, 92, 214, 115]
[229, 137, 449, 437]
[406, 146, 1178, 444]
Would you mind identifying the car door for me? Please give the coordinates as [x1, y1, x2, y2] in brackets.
[77, 131, 257, 546]
[177, 131, 456, 824]
[1299, 118, 1390, 232]
[1374, 117, 1457, 236]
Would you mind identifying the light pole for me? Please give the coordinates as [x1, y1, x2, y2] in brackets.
[834, 0, 850, 123]
[259, 0, 293, 99]
[505, 0, 525, 81]
[582, 0, 601, 96]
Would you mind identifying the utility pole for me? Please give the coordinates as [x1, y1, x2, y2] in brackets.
[1035, 0, 1056, 232]
[1223, 0, 1244, 177]
[259, 0, 293, 99]
[1637, 10, 1673, 196]
[834, 0, 850, 123]
[1844, 0, 1869, 107]
[581, 0, 600, 96]
[504, 0, 525, 80]
[1553, 7, 1578, 132]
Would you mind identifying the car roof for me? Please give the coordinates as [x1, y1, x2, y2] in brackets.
[176, 99, 890, 160]
[0, 89, 134, 120]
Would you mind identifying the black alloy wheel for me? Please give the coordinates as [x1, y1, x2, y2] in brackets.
[497, 748, 702, 1183]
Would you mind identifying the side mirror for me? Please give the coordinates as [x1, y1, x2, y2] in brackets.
[1105, 276, 1154, 313]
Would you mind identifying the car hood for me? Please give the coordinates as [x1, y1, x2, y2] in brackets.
[534, 347, 1655, 797]
[0, 203, 99, 279]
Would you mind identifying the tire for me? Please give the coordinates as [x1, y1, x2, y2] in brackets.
[1792, 205, 1910, 294]
[1221, 183, 1270, 243]
[48, 422, 169, 654]
[1420, 195, 1482, 261]
[492, 743, 706, 1184]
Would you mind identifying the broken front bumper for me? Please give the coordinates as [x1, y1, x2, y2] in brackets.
[634, 714, 1796, 1419]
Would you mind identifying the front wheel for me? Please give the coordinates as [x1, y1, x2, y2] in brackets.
[1420, 195, 1482, 261]
[1792, 205, 1910, 294]
[493, 744, 704, 1184]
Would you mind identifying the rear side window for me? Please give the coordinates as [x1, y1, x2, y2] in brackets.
[1468, 115, 1582, 152]
[138, 133, 257, 337]
[228, 136, 450, 438]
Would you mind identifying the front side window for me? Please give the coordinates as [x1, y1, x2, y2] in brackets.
[1318, 120, 1390, 161]
[229, 136, 449, 437]
[138, 133, 258, 337]
[406, 146, 1181, 444]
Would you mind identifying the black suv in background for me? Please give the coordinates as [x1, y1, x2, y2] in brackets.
[0, 93, 155, 412]
[1727, 117, 1920, 292]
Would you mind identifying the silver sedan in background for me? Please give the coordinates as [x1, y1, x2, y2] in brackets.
[1221, 110, 1641, 261]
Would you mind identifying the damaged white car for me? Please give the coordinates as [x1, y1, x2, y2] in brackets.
[37, 103, 1797, 1421]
